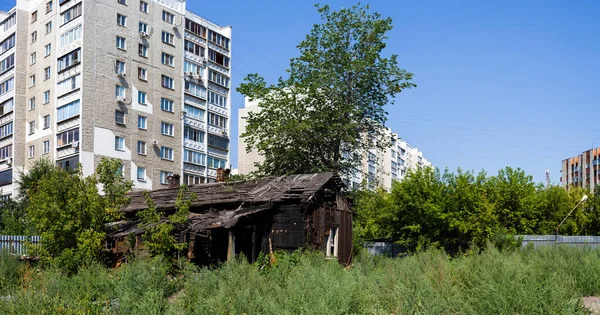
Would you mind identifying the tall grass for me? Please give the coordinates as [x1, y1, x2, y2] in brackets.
[0, 246, 597, 314]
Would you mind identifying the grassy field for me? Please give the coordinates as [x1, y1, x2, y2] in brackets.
[0, 246, 598, 314]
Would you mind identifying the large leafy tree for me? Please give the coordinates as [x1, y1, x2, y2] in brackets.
[238, 3, 415, 176]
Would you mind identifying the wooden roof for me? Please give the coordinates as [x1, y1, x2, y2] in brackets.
[107, 173, 341, 238]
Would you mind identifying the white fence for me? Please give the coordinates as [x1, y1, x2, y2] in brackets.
[0, 235, 40, 255]
[519, 235, 600, 248]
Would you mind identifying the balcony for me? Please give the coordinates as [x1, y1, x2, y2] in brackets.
[184, 138, 204, 151]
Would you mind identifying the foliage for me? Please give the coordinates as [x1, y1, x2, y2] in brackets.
[353, 166, 598, 254]
[2, 247, 600, 313]
[0, 199, 30, 235]
[238, 3, 415, 177]
[25, 158, 133, 270]
[138, 186, 197, 257]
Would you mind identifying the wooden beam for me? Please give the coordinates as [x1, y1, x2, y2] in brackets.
[227, 230, 235, 261]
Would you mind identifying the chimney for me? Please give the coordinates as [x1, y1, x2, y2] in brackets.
[216, 168, 231, 182]
[167, 174, 181, 188]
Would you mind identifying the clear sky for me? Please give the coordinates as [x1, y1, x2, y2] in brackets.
[4, 0, 599, 184]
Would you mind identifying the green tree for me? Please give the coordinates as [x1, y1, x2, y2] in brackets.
[238, 3, 415, 176]
[26, 158, 133, 268]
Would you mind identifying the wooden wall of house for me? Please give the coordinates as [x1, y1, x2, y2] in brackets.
[271, 204, 307, 252]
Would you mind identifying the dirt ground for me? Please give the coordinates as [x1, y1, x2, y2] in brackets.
[583, 297, 600, 314]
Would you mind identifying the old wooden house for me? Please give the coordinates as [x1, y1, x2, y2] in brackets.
[106, 173, 353, 265]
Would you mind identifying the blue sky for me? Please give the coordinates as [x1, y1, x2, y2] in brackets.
[4, 0, 599, 184]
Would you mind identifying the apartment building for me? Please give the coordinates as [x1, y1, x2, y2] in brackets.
[0, 0, 232, 199]
[560, 148, 600, 190]
[237, 98, 431, 190]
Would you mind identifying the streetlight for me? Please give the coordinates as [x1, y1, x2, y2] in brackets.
[555, 195, 588, 243]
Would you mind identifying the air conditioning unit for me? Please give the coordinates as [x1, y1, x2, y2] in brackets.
[72, 141, 79, 148]
[152, 140, 159, 147]
[7, 158, 12, 166]
[192, 74, 202, 81]
[116, 71, 126, 77]
[202, 57, 208, 64]
[139, 31, 149, 38]
[117, 96, 126, 103]
[185, 72, 194, 78]
[222, 129, 228, 136]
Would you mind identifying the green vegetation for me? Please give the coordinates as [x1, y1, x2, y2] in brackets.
[238, 4, 415, 177]
[353, 166, 598, 254]
[1, 247, 598, 314]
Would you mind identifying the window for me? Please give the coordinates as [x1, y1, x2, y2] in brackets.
[115, 60, 125, 74]
[28, 146, 34, 158]
[57, 48, 80, 72]
[29, 97, 35, 110]
[208, 49, 229, 68]
[29, 121, 35, 135]
[161, 122, 173, 136]
[184, 81, 206, 99]
[117, 0, 126, 5]
[208, 30, 230, 50]
[184, 104, 204, 120]
[138, 91, 147, 104]
[61, 3, 81, 26]
[116, 164, 124, 178]
[138, 44, 147, 57]
[183, 149, 205, 165]
[43, 115, 50, 129]
[56, 128, 79, 147]
[161, 98, 173, 112]
[184, 126, 204, 143]
[57, 74, 80, 96]
[160, 171, 173, 185]
[59, 24, 81, 48]
[0, 77, 14, 96]
[0, 54, 14, 74]
[0, 122, 12, 138]
[43, 141, 50, 154]
[137, 140, 146, 155]
[140, 1, 148, 13]
[326, 227, 339, 257]
[160, 146, 173, 160]
[162, 10, 174, 24]
[185, 19, 206, 38]
[208, 112, 227, 128]
[138, 67, 147, 80]
[208, 70, 230, 88]
[184, 40, 204, 57]
[2, 14, 15, 32]
[0, 98, 14, 116]
[207, 156, 226, 169]
[115, 85, 125, 97]
[117, 14, 126, 27]
[29, 75, 35, 87]
[184, 173, 204, 185]
[115, 110, 125, 124]
[184, 60, 204, 75]
[116, 36, 126, 50]
[43, 90, 50, 104]
[0, 144, 10, 160]
[57, 99, 80, 121]
[161, 31, 174, 45]
[31, 11, 37, 23]
[138, 22, 148, 33]
[45, 21, 52, 34]
[161, 52, 174, 66]
[46, 1, 53, 13]
[0, 34, 15, 55]
[207, 135, 229, 150]
[45, 44, 51, 56]
[44, 67, 51, 80]
[208, 90, 227, 108]
[137, 115, 147, 129]
[137, 166, 146, 181]
[30, 52, 36, 65]
[161, 75, 173, 89]
[115, 136, 125, 151]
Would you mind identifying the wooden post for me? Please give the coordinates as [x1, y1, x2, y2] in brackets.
[227, 230, 235, 262]
[251, 226, 257, 263]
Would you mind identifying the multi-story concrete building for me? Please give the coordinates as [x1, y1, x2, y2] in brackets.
[560, 148, 600, 190]
[0, 0, 232, 199]
[237, 98, 431, 190]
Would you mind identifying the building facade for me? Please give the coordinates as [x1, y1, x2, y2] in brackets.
[560, 148, 600, 190]
[237, 98, 431, 191]
[0, 0, 231, 198]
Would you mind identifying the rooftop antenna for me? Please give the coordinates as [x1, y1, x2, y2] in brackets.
[546, 169, 550, 187]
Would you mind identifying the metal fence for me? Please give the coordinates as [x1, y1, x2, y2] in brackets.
[519, 235, 600, 248]
[0, 235, 40, 255]
[363, 240, 407, 258]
